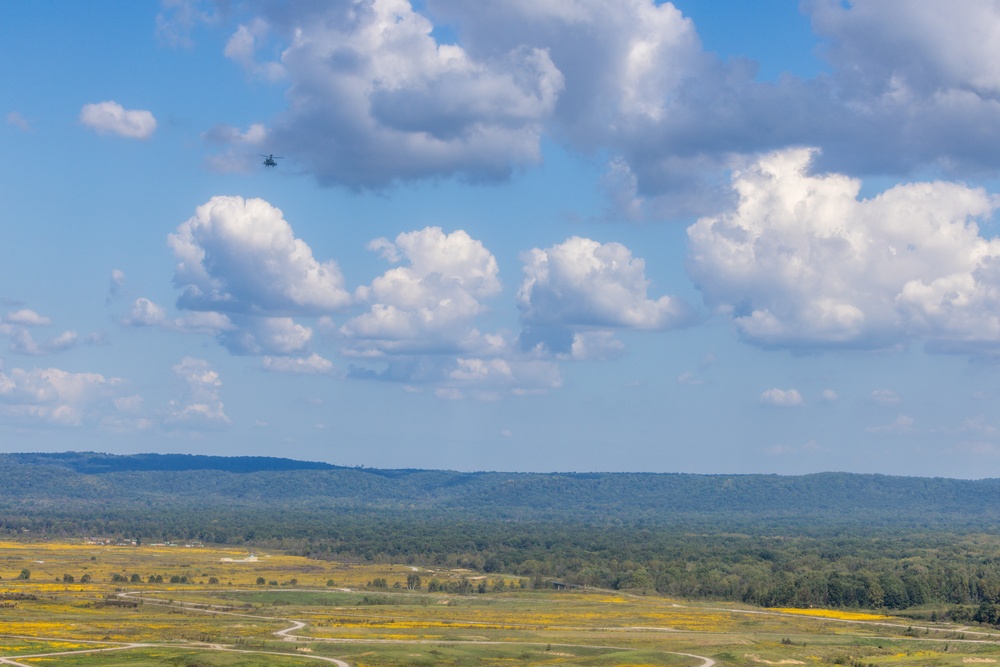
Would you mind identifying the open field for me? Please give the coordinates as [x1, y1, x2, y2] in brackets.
[3, 541, 1000, 666]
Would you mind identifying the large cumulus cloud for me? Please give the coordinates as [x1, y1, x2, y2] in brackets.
[433, 0, 1000, 195]
[170, 196, 351, 315]
[337, 227, 563, 396]
[517, 236, 693, 356]
[687, 148, 1000, 350]
[240, 0, 563, 187]
[140, 197, 343, 373]
[341, 226, 502, 355]
[207, 0, 1000, 218]
[805, 0, 1000, 175]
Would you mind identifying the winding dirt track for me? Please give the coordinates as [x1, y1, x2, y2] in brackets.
[11, 586, 1000, 667]
[0, 587, 721, 666]
[6, 583, 1000, 666]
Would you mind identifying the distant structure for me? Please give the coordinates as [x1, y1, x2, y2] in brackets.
[220, 554, 258, 563]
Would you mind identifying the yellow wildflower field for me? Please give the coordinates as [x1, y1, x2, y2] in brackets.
[1, 540, 999, 666]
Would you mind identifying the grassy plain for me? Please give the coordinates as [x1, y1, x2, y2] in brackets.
[2, 541, 1000, 666]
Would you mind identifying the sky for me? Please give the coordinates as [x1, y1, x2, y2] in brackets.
[4, 1, 1000, 478]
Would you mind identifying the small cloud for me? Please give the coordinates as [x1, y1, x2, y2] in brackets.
[759, 388, 804, 407]
[867, 413, 915, 434]
[568, 331, 625, 361]
[677, 372, 706, 386]
[123, 297, 233, 335]
[165, 357, 229, 428]
[80, 101, 157, 139]
[113, 395, 143, 413]
[224, 19, 285, 82]
[821, 389, 839, 402]
[500, 429, 513, 437]
[765, 439, 822, 456]
[870, 389, 901, 405]
[9, 328, 78, 356]
[6, 112, 31, 132]
[155, 0, 219, 48]
[201, 123, 269, 173]
[3, 309, 51, 326]
[365, 237, 401, 263]
[960, 415, 999, 438]
[0, 365, 124, 426]
[106, 269, 125, 304]
[262, 353, 335, 375]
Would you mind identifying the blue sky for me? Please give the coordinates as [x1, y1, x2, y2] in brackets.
[5, 1, 1000, 478]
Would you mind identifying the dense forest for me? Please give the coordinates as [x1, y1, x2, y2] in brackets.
[4, 452, 1000, 619]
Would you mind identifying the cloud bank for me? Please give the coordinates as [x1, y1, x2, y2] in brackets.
[197, 1, 1000, 218]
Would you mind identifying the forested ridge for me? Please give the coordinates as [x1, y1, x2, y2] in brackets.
[4, 451, 1000, 618]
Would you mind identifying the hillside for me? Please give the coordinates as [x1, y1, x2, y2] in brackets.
[2, 451, 999, 528]
[5, 452, 1000, 610]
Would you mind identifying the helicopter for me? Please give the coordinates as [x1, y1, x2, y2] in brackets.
[259, 154, 283, 167]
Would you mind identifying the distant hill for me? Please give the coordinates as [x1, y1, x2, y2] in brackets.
[8, 452, 1000, 609]
[4, 451, 340, 474]
[2, 451, 999, 529]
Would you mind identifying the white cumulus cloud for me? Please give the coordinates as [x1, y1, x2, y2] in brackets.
[687, 148, 1000, 350]
[263, 353, 335, 375]
[342, 227, 501, 356]
[244, 0, 564, 187]
[0, 365, 124, 426]
[759, 388, 804, 407]
[170, 196, 351, 316]
[3, 309, 51, 326]
[8, 329, 78, 356]
[1, 309, 79, 356]
[220, 316, 313, 356]
[79, 101, 157, 139]
[519, 236, 690, 329]
[166, 357, 229, 428]
[124, 297, 234, 335]
[517, 236, 692, 355]
[866, 413, 915, 435]
[195, 2, 1000, 216]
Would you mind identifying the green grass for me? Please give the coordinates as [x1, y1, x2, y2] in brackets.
[12, 647, 336, 666]
[5, 541, 1000, 666]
